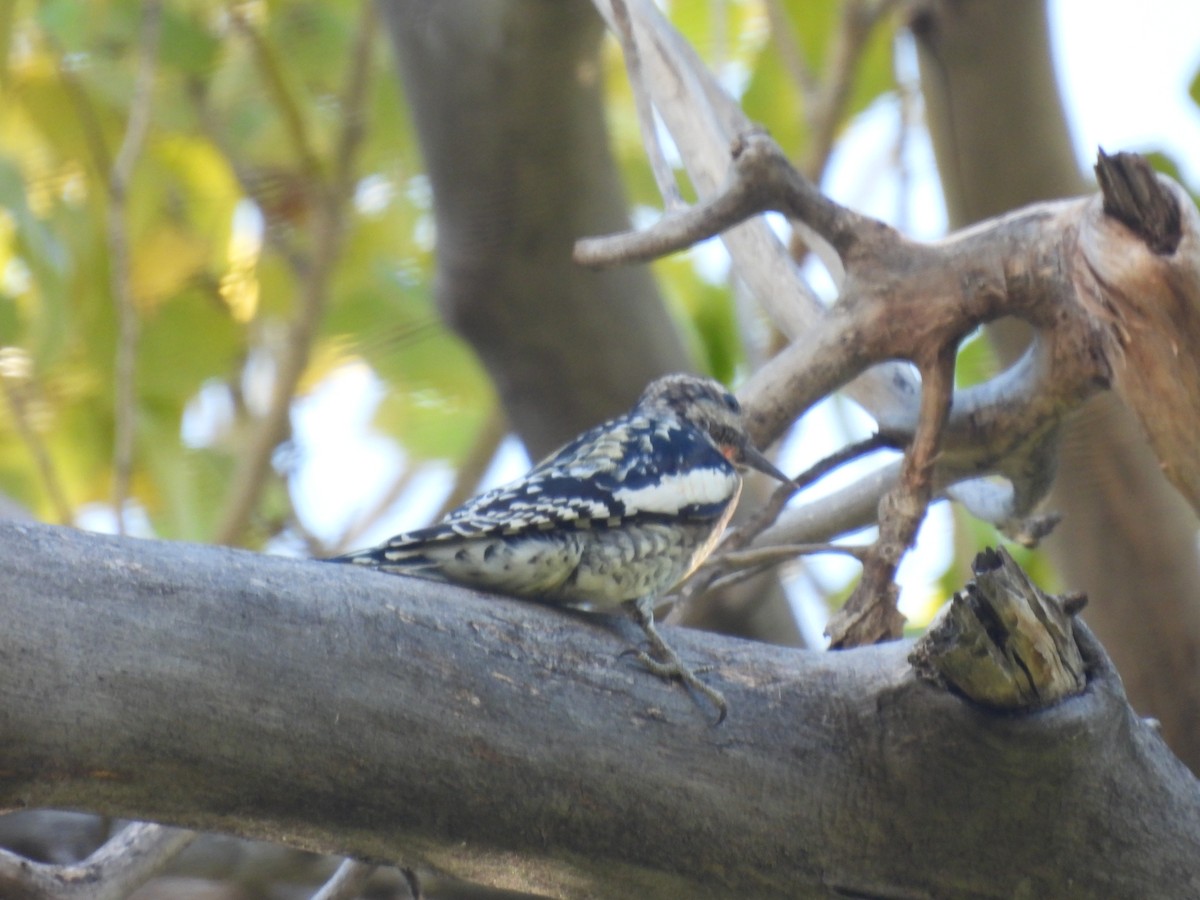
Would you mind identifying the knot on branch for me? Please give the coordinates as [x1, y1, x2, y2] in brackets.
[1095, 149, 1182, 255]
[909, 546, 1087, 710]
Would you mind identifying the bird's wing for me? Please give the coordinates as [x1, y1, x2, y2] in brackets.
[358, 413, 739, 553]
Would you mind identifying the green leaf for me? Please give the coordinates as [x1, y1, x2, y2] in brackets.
[1142, 150, 1184, 183]
[0, 0, 16, 89]
[139, 408, 234, 541]
[159, 6, 220, 77]
[954, 328, 999, 389]
[655, 252, 742, 383]
[138, 284, 243, 407]
[743, 34, 809, 160]
[36, 0, 90, 49]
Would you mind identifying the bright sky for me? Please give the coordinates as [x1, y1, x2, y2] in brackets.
[1052, 0, 1200, 185]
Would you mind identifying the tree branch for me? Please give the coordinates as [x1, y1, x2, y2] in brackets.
[211, 4, 375, 546]
[1, 519, 1198, 898]
[0, 821, 196, 900]
[827, 344, 957, 647]
[106, 0, 163, 535]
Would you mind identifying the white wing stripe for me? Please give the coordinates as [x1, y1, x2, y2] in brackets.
[613, 467, 738, 515]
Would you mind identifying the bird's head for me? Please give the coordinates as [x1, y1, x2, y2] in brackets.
[637, 374, 792, 485]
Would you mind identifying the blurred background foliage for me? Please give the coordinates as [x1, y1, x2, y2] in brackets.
[0, 0, 1193, 622]
[0, 0, 483, 548]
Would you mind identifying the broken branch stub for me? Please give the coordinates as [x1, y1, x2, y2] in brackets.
[910, 546, 1087, 709]
[1079, 151, 1200, 514]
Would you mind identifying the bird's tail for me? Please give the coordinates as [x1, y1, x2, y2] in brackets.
[326, 543, 450, 580]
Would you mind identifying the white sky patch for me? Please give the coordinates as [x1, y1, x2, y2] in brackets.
[355, 174, 396, 215]
[1050, 0, 1200, 184]
[287, 362, 405, 548]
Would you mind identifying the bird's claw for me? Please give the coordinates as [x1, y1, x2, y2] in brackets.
[622, 644, 727, 726]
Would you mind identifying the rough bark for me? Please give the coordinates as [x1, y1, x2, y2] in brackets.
[912, 0, 1200, 770]
[1, 519, 1198, 898]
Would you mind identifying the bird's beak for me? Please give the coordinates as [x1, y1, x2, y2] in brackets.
[741, 443, 794, 486]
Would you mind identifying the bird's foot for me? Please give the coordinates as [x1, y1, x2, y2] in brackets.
[627, 603, 728, 725]
[626, 646, 728, 725]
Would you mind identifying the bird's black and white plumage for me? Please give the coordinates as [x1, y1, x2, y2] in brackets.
[331, 373, 790, 721]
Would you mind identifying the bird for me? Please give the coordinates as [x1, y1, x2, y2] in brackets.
[330, 373, 792, 722]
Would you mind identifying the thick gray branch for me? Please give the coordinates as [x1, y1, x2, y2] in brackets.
[1, 521, 1198, 897]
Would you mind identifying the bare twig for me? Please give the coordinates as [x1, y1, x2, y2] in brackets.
[731, 432, 895, 551]
[107, 0, 163, 534]
[674, 433, 891, 606]
[575, 130, 885, 269]
[43, 4, 163, 533]
[762, 0, 817, 99]
[212, 5, 375, 546]
[827, 345, 958, 647]
[228, 7, 325, 187]
[701, 541, 869, 596]
[0, 821, 196, 900]
[49, 51, 113, 179]
[332, 463, 421, 555]
[611, 0, 682, 208]
[190, 81, 309, 274]
[719, 541, 869, 570]
[431, 406, 508, 521]
[802, 0, 899, 178]
[311, 858, 379, 900]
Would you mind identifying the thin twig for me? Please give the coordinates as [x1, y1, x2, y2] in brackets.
[48, 47, 113, 179]
[229, 7, 325, 187]
[190, 81, 308, 274]
[431, 406, 507, 521]
[331, 2, 375, 200]
[108, 0, 163, 534]
[702, 541, 869, 596]
[676, 433, 892, 605]
[212, 6, 375, 546]
[802, 0, 899, 179]
[719, 541, 869, 570]
[827, 345, 958, 647]
[331, 406, 505, 554]
[762, 0, 817, 98]
[332, 463, 421, 555]
[611, 0, 683, 208]
[724, 432, 896, 553]
[574, 130, 886, 268]
[0, 356, 73, 524]
[311, 858, 378, 900]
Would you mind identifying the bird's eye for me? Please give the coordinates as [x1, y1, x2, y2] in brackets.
[722, 392, 740, 413]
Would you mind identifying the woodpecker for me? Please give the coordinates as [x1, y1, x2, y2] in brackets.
[331, 373, 791, 722]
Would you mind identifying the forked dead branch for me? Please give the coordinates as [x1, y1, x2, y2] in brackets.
[578, 0, 1200, 647]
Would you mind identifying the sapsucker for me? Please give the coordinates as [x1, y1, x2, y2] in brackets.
[331, 373, 791, 722]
